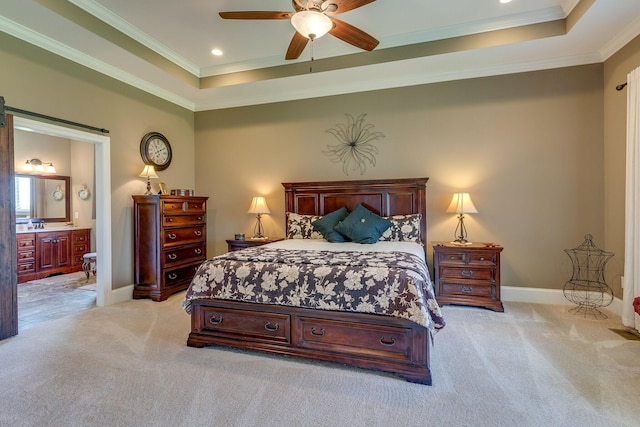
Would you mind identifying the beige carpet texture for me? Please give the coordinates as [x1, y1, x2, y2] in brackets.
[0, 294, 638, 427]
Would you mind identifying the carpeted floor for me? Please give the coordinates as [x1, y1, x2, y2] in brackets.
[0, 295, 638, 427]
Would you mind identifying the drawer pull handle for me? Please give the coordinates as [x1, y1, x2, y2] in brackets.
[209, 315, 223, 325]
[461, 286, 473, 294]
[168, 273, 178, 280]
[264, 322, 279, 332]
[380, 336, 396, 347]
[194, 249, 202, 255]
[168, 253, 177, 260]
[167, 218, 174, 222]
[310, 327, 325, 337]
[461, 270, 473, 277]
[167, 233, 177, 240]
[450, 256, 455, 260]
[194, 231, 202, 236]
[197, 216, 203, 221]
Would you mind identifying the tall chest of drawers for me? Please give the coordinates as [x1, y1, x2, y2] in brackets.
[433, 242, 504, 312]
[133, 195, 208, 301]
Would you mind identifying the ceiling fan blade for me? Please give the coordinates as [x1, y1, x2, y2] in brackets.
[329, 18, 379, 51]
[323, 0, 376, 16]
[286, 32, 310, 60]
[219, 11, 294, 20]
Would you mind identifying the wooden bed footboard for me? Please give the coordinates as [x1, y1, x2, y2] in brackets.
[187, 299, 432, 385]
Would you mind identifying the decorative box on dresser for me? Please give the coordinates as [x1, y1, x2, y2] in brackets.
[433, 241, 504, 312]
[17, 228, 92, 284]
[133, 195, 208, 301]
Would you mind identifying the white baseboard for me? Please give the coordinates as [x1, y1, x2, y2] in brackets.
[108, 284, 134, 305]
[502, 286, 624, 317]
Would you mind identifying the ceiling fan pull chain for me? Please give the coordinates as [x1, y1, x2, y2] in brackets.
[309, 36, 315, 73]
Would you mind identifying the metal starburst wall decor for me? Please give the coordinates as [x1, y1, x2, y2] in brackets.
[324, 113, 385, 176]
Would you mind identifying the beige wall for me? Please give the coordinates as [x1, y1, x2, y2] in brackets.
[196, 64, 607, 293]
[0, 32, 195, 290]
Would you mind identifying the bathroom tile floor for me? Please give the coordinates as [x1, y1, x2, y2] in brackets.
[18, 272, 96, 331]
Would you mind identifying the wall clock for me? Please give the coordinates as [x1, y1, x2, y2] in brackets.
[140, 132, 172, 171]
[78, 184, 90, 200]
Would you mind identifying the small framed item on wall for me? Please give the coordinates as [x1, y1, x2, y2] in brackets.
[158, 182, 168, 194]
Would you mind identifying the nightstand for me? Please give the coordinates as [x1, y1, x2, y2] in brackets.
[433, 241, 504, 312]
[226, 237, 283, 252]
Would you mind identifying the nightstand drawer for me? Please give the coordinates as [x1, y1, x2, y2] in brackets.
[439, 266, 495, 281]
[441, 282, 493, 298]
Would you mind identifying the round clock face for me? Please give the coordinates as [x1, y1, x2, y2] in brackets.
[53, 189, 64, 201]
[78, 188, 90, 200]
[140, 132, 172, 171]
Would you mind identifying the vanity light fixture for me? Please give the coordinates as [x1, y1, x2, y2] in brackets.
[446, 192, 478, 245]
[24, 158, 56, 173]
[247, 196, 270, 239]
[139, 164, 158, 195]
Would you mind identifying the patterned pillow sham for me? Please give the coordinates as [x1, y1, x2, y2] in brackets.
[378, 213, 422, 243]
[286, 212, 323, 239]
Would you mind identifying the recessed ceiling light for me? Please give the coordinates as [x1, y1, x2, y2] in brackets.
[500, 0, 512, 3]
[211, 48, 223, 56]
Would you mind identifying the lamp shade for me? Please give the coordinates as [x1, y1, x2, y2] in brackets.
[291, 10, 333, 39]
[247, 196, 270, 214]
[139, 164, 158, 179]
[446, 193, 478, 214]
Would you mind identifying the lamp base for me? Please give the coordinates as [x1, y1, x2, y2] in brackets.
[450, 239, 473, 245]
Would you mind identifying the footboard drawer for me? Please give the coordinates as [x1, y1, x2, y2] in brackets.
[199, 306, 291, 345]
[295, 316, 414, 362]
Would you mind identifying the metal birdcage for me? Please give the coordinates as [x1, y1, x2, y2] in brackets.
[563, 234, 614, 319]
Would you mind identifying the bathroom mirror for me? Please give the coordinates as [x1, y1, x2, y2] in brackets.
[15, 173, 71, 223]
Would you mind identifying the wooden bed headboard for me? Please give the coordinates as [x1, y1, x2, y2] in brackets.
[282, 177, 428, 244]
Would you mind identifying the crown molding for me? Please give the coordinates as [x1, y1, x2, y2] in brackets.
[69, 0, 201, 77]
[0, 16, 195, 111]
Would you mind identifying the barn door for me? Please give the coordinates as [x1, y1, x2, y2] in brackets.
[0, 104, 18, 340]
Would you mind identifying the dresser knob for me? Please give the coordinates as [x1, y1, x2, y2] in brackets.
[194, 249, 202, 255]
[167, 233, 177, 240]
[194, 231, 202, 236]
[168, 253, 177, 260]
[380, 336, 397, 347]
[168, 273, 177, 280]
[310, 327, 325, 337]
[480, 257, 485, 261]
[461, 270, 473, 277]
[461, 286, 474, 294]
[209, 315, 223, 325]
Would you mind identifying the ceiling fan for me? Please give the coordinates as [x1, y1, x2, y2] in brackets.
[219, 0, 379, 60]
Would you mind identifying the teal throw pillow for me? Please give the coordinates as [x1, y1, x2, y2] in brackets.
[334, 204, 392, 244]
[311, 207, 350, 242]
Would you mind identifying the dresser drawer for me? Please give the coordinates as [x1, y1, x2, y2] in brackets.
[200, 306, 291, 345]
[18, 249, 35, 261]
[163, 226, 206, 246]
[441, 281, 493, 298]
[164, 262, 202, 287]
[17, 234, 36, 249]
[162, 200, 186, 213]
[439, 266, 495, 281]
[163, 244, 206, 266]
[185, 200, 206, 213]
[295, 316, 413, 361]
[18, 261, 36, 274]
[163, 214, 206, 226]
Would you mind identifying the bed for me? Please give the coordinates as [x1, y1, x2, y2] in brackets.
[184, 178, 445, 385]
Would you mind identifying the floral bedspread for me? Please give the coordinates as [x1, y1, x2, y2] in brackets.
[183, 247, 445, 333]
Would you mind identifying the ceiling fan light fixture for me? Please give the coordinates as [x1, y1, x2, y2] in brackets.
[291, 10, 333, 40]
